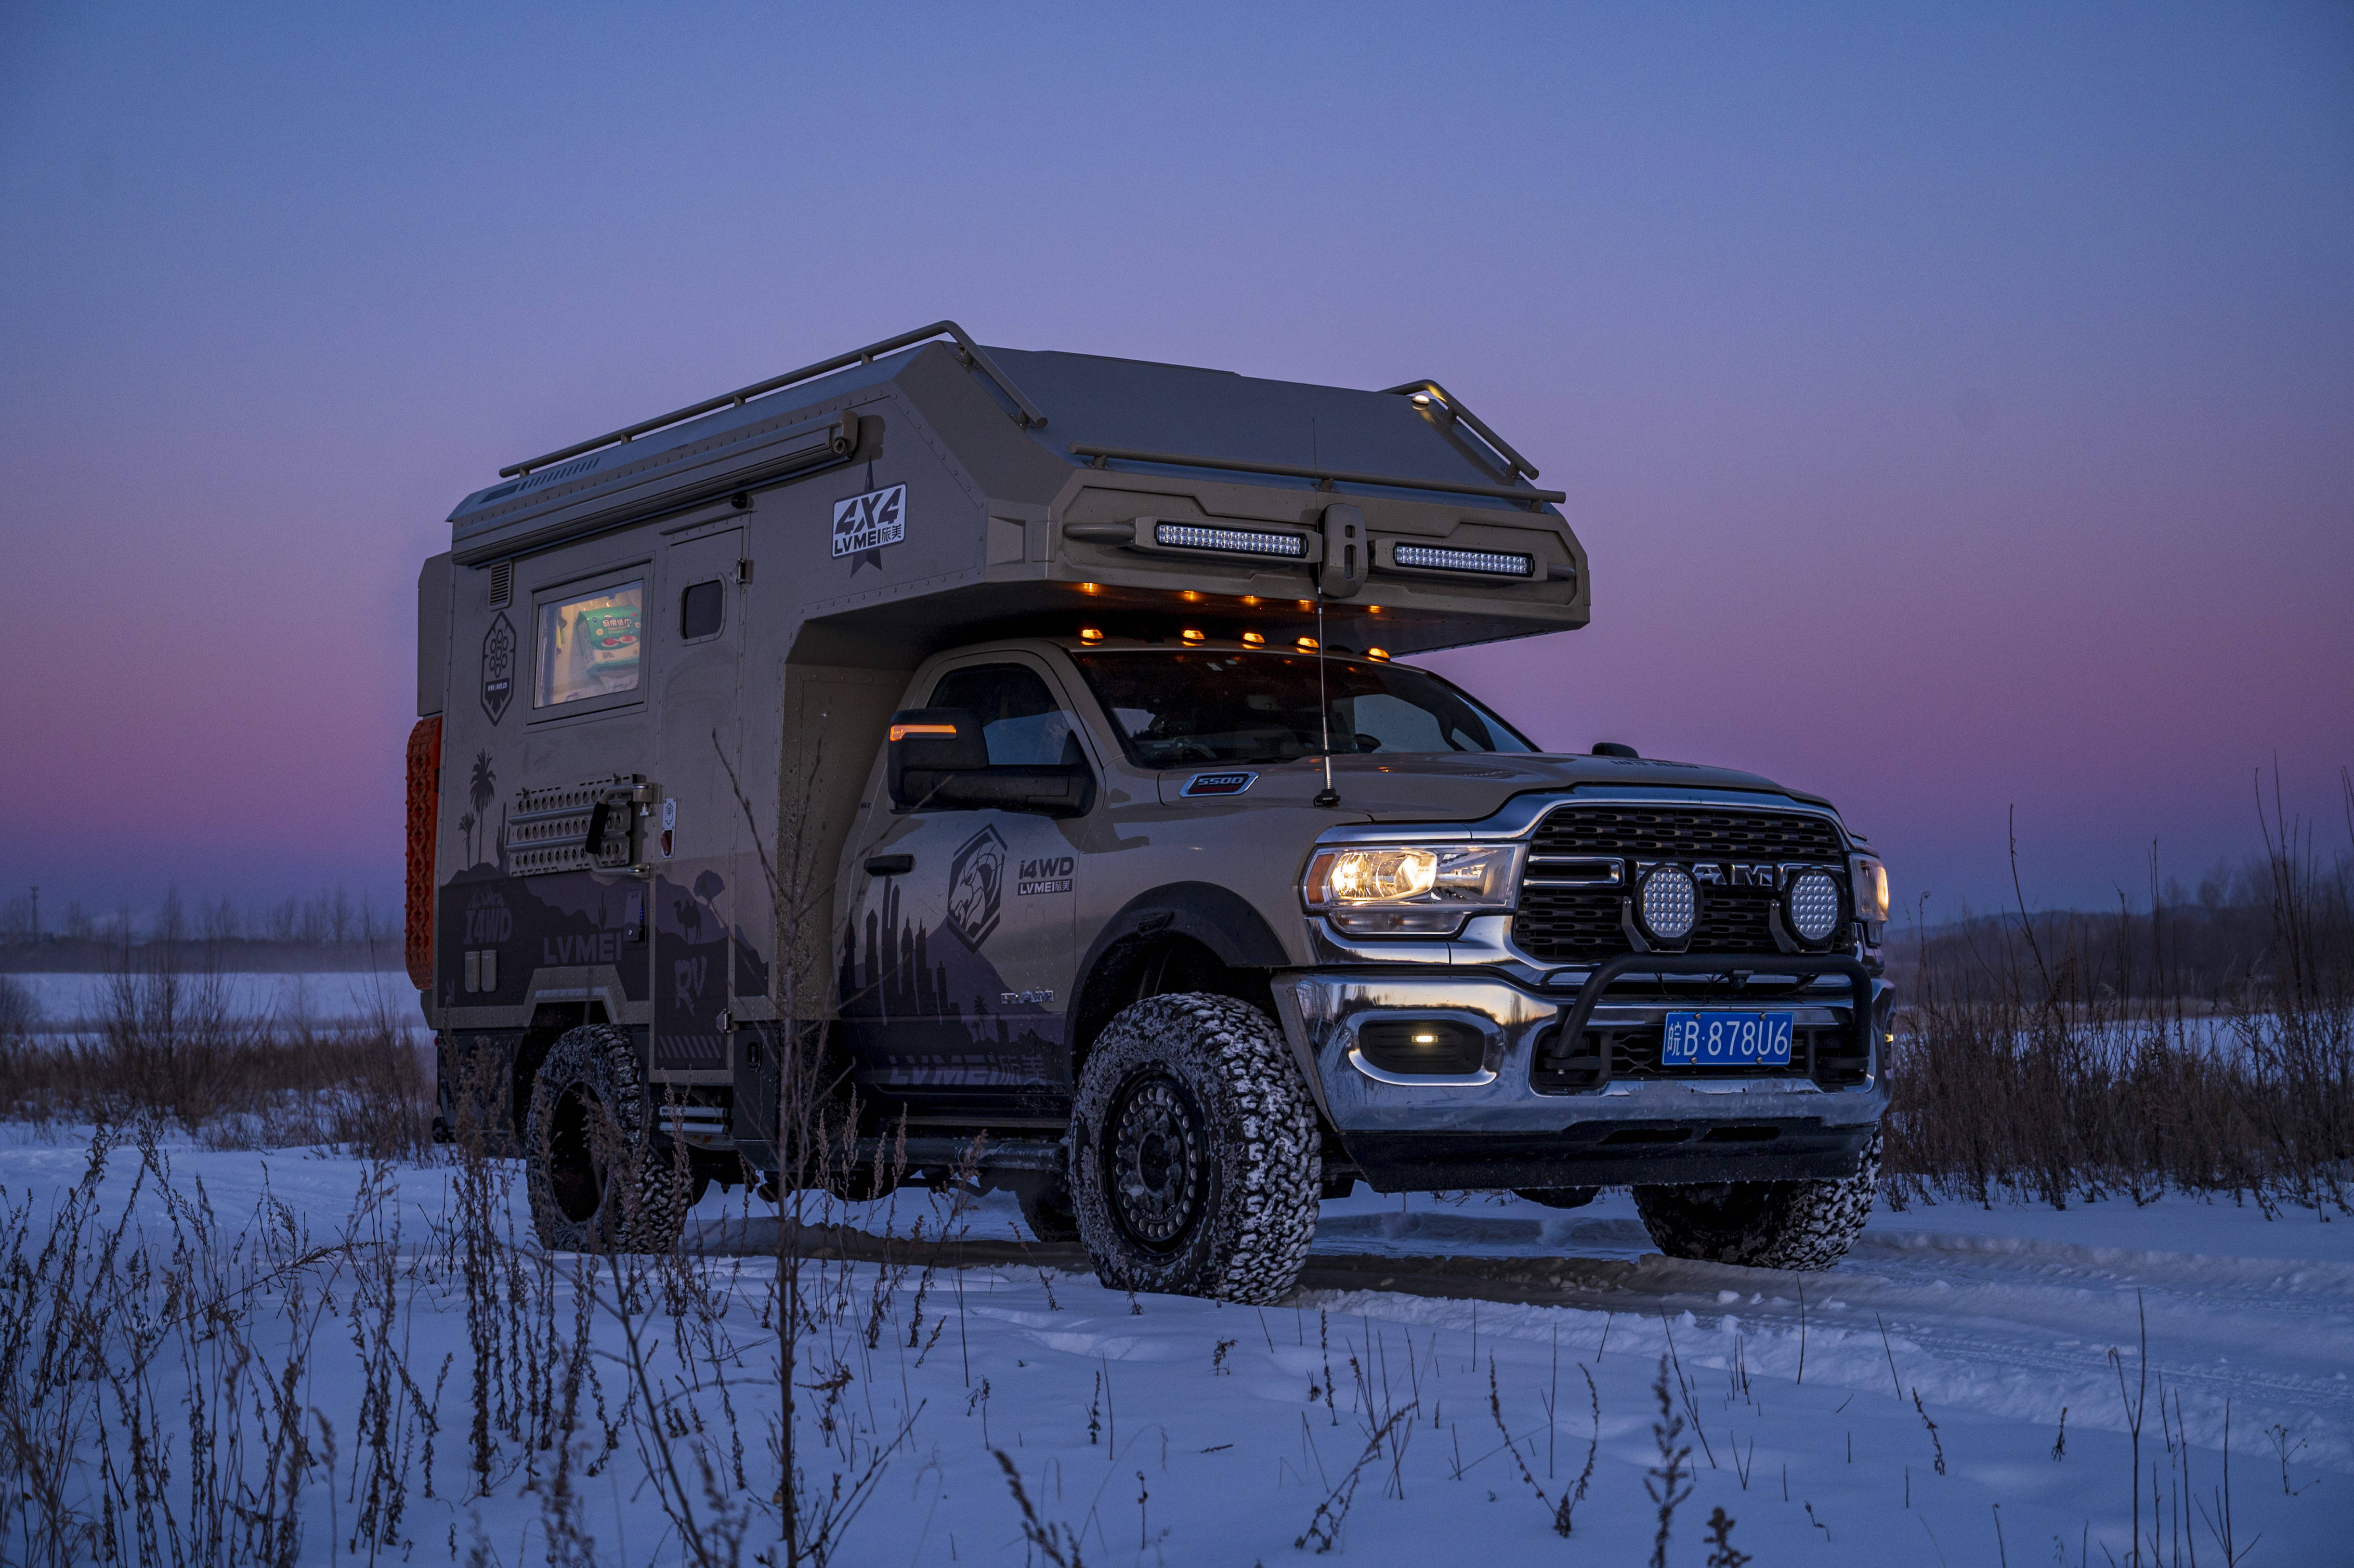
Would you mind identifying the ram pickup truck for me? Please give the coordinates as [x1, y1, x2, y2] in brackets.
[408, 321, 1893, 1303]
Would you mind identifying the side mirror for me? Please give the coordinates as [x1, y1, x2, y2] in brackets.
[886, 709, 1096, 817]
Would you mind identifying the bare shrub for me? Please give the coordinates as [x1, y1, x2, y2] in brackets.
[1885, 780, 2352, 1212]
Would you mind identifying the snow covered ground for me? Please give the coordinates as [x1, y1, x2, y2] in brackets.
[7, 969, 410, 1029]
[2, 1123, 2344, 1565]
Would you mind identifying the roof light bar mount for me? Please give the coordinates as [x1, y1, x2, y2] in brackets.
[504, 320, 1046, 478]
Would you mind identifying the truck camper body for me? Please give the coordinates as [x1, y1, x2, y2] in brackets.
[410, 322, 1891, 1297]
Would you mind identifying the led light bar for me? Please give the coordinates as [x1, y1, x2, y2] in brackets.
[1154, 522, 1307, 558]
[1391, 543, 1534, 578]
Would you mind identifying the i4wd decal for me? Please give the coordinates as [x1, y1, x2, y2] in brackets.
[1017, 855, 1074, 896]
[831, 483, 906, 572]
[481, 612, 516, 723]
[946, 825, 1006, 948]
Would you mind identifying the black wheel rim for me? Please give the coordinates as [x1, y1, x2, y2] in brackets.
[1107, 1072, 1205, 1252]
[549, 1083, 606, 1223]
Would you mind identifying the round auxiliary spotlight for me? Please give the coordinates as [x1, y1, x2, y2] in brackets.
[1634, 864, 1701, 948]
[1783, 868, 1845, 947]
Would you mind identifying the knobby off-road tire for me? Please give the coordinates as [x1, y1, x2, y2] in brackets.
[525, 1024, 695, 1253]
[1632, 1128, 1881, 1271]
[1070, 994, 1322, 1304]
[1017, 1181, 1082, 1244]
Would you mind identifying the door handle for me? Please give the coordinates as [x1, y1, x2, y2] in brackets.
[865, 853, 914, 877]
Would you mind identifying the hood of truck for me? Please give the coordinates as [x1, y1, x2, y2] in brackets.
[1156, 750, 1839, 827]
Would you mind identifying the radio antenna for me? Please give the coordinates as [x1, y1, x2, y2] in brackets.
[1313, 594, 1339, 807]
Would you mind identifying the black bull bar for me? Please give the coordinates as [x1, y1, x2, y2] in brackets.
[1554, 952, 1878, 1063]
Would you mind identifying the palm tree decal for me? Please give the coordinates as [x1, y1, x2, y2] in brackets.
[468, 751, 498, 867]
[458, 810, 478, 866]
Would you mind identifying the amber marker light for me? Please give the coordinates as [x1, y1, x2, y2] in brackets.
[1297, 636, 1318, 650]
[1297, 599, 1314, 611]
[888, 722, 960, 742]
[1240, 594, 1261, 606]
[1079, 627, 1104, 644]
[1180, 590, 1201, 602]
[1367, 605, 1382, 615]
[1367, 647, 1390, 661]
[1078, 582, 1102, 595]
[1241, 631, 1266, 646]
[1181, 628, 1206, 644]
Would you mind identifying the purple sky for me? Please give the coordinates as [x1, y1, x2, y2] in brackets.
[4, 3, 2349, 926]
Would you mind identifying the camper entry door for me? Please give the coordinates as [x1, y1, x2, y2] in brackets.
[651, 526, 744, 1078]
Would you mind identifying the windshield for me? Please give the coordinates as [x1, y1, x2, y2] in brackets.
[1069, 650, 1535, 767]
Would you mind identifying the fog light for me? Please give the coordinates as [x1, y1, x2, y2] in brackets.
[1355, 1018, 1485, 1075]
[1784, 869, 1843, 945]
[1635, 865, 1699, 947]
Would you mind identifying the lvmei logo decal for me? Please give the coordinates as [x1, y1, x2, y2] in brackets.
[831, 484, 906, 569]
[1017, 855, 1074, 896]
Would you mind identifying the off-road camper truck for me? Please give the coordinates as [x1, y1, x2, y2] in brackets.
[409, 321, 1893, 1303]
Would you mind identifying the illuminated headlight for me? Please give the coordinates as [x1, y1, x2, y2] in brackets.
[1303, 843, 1525, 936]
[1783, 869, 1844, 945]
[1633, 864, 1699, 947]
[1155, 522, 1307, 558]
[1390, 543, 1534, 578]
[1851, 856, 1890, 926]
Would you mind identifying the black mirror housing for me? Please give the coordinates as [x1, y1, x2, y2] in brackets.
[886, 708, 1094, 817]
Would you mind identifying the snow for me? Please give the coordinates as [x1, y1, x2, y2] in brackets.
[3, 1123, 2344, 1565]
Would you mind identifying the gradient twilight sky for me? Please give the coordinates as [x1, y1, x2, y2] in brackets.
[4, 2, 2349, 924]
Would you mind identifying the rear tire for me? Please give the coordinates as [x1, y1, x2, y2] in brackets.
[524, 1024, 694, 1253]
[1017, 1180, 1082, 1244]
[1632, 1129, 1880, 1271]
[1070, 994, 1321, 1304]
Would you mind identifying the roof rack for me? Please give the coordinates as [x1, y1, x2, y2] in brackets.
[1066, 443, 1567, 509]
[1380, 379, 1541, 482]
[502, 320, 1045, 478]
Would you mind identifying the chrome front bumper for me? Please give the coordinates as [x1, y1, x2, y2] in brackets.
[1269, 963, 1891, 1138]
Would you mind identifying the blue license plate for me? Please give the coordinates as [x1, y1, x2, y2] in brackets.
[1662, 1012, 1795, 1067]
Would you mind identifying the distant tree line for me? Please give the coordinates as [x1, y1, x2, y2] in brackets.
[0, 884, 403, 972]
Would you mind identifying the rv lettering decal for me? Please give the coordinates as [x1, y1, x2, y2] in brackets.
[672, 954, 709, 1010]
[831, 483, 906, 568]
[480, 612, 516, 723]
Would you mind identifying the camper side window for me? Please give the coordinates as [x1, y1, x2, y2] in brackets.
[535, 581, 644, 708]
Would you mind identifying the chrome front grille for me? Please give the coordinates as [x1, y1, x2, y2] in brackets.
[1511, 804, 1848, 962]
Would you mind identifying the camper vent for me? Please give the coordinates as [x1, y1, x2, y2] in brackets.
[509, 776, 645, 876]
[488, 561, 513, 607]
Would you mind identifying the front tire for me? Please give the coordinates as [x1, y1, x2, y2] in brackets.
[1632, 1129, 1881, 1271]
[1070, 994, 1321, 1304]
[524, 1024, 694, 1253]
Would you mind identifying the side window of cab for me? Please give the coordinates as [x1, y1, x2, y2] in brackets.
[927, 664, 1088, 767]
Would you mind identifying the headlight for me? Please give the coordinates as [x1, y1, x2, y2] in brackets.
[1303, 843, 1524, 936]
[1851, 856, 1890, 926]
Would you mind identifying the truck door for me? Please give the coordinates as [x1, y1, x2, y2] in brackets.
[651, 526, 744, 1078]
[840, 658, 1083, 1123]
